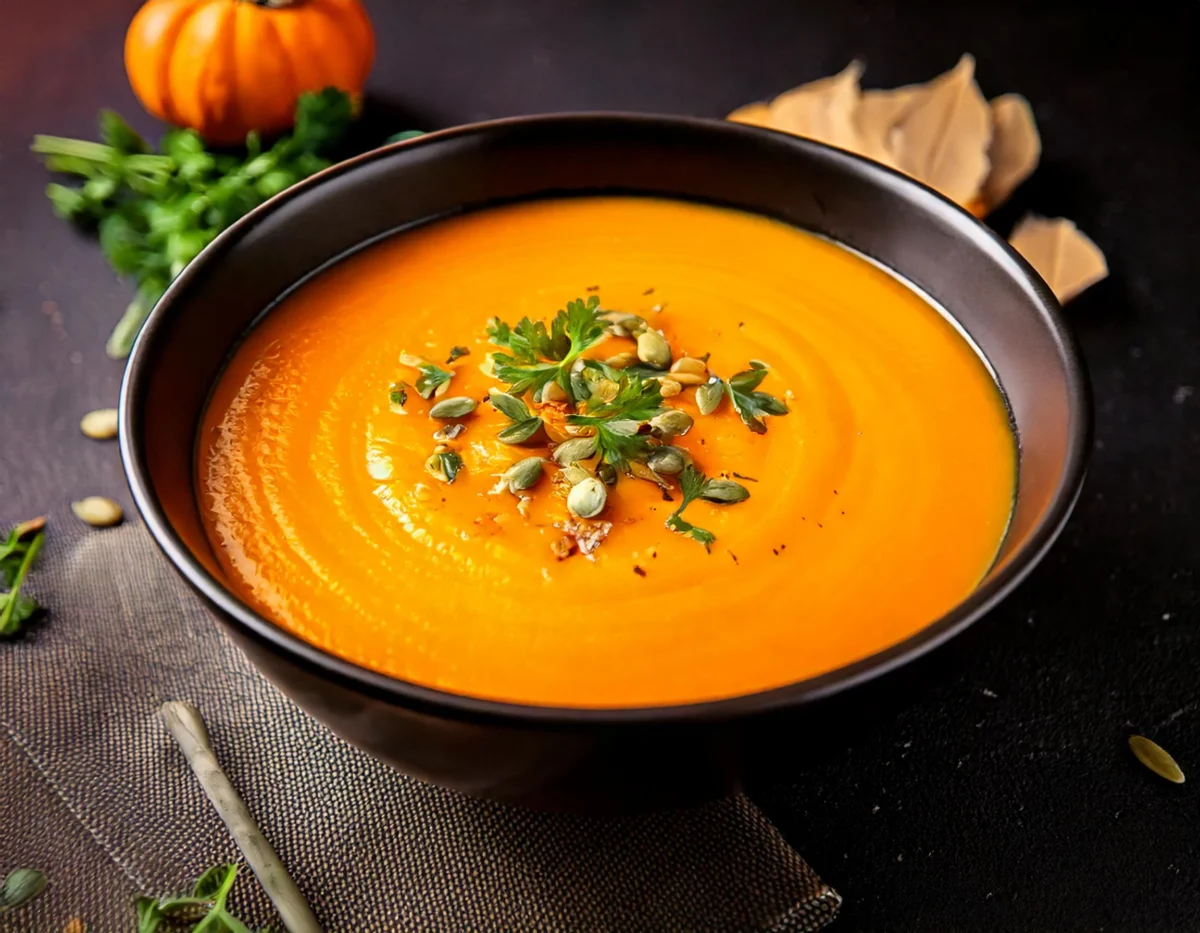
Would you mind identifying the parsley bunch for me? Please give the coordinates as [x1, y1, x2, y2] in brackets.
[33, 89, 355, 358]
[0, 518, 46, 637]
[487, 296, 608, 401]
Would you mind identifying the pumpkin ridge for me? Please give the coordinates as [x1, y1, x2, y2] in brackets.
[263, 14, 301, 116]
[142, 0, 209, 126]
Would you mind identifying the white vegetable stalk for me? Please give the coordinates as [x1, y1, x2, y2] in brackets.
[160, 701, 323, 933]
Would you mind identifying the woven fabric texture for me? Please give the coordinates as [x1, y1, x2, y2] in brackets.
[0, 522, 840, 932]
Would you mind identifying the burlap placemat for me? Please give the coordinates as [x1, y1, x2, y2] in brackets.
[0, 521, 840, 932]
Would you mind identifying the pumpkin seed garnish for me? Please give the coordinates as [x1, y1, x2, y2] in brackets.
[1129, 735, 1185, 784]
[636, 329, 672, 369]
[567, 477, 608, 518]
[425, 450, 464, 484]
[492, 457, 546, 495]
[670, 357, 708, 377]
[428, 396, 477, 420]
[647, 446, 688, 476]
[696, 376, 725, 416]
[659, 378, 683, 398]
[70, 496, 123, 528]
[552, 436, 598, 466]
[649, 409, 693, 438]
[433, 423, 466, 442]
[603, 312, 648, 338]
[560, 463, 593, 486]
[605, 351, 638, 369]
[80, 407, 119, 440]
[700, 478, 751, 503]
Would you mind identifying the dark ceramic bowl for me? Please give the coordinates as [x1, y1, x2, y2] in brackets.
[119, 114, 1090, 811]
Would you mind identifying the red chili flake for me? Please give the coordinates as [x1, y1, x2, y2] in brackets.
[633, 565, 647, 577]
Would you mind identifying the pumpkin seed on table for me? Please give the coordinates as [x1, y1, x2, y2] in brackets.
[428, 397, 477, 419]
[1129, 735, 1185, 784]
[71, 496, 123, 527]
[1, 867, 47, 910]
[79, 408, 119, 440]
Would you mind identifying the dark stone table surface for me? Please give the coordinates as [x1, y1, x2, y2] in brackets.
[2, 3, 1196, 930]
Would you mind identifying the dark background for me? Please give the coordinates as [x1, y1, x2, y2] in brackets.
[2, 2, 1197, 930]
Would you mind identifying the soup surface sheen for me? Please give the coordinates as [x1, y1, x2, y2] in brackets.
[199, 197, 1015, 708]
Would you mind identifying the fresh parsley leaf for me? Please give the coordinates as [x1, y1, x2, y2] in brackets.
[727, 362, 789, 434]
[399, 355, 453, 399]
[664, 468, 750, 549]
[566, 373, 664, 472]
[0, 520, 45, 637]
[136, 896, 164, 933]
[489, 391, 544, 444]
[135, 864, 258, 933]
[488, 296, 607, 401]
[446, 345, 470, 364]
[665, 466, 717, 550]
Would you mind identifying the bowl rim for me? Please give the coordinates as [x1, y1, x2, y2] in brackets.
[120, 111, 1092, 728]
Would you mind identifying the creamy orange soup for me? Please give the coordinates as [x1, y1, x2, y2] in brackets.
[199, 197, 1015, 708]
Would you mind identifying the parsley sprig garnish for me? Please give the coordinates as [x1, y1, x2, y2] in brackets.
[1, 518, 46, 637]
[727, 362, 790, 433]
[698, 362, 789, 433]
[488, 296, 608, 402]
[489, 391, 545, 444]
[399, 353, 454, 399]
[665, 467, 718, 550]
[664, 467, 751, 550]
[567, 372, 664, 472]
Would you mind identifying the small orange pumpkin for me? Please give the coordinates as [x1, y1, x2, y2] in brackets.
[125, 0, 374, 145]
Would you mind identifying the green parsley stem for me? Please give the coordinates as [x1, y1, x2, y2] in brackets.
[160, 701, 322, 933]
[0, 532, 42, 636]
